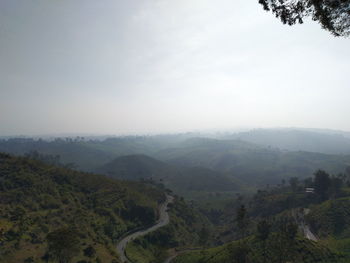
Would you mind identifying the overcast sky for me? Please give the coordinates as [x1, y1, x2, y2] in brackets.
[1, 0, 349, 135]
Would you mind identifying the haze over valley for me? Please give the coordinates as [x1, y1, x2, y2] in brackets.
[1, 1, 350, 263]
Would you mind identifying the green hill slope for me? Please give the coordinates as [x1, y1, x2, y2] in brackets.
[173, 236, 345, 263]
[125, 196, 213, 263]
[0, 153, 165, 263]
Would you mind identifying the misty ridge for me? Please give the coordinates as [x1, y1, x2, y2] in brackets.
[1, 128, 350, 189]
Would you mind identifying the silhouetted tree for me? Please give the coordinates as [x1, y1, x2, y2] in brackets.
[329, 175, 343, 197]
[258, 0, 350, 36]
[314, 170, 331, 201]
[236, 205, 249, 239]
[303, 177, 313, 188]
[289, 177, 299, 192]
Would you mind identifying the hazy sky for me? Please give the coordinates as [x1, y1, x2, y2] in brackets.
[1, 0, 350, 135]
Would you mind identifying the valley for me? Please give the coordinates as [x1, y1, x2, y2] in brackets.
[2, 129, 350, 262]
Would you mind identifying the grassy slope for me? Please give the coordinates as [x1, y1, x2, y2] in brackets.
[174, 236, 345, 263]
[0, 153, 165, 263]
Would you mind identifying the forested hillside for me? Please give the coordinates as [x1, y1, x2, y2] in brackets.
[98, 155, 240, 200]
[154, 137, 350, 185]
[173, 169, 350, 263]
[0, 153, 166, 263]
[174, 236, 344, 263]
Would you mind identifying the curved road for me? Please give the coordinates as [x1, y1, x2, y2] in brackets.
[293, 208, 318, 242]
[117, 194, 174, 263]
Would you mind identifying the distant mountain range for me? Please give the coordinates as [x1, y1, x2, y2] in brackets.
[1, 128, 350, 192]
[220, 128, 350, 154]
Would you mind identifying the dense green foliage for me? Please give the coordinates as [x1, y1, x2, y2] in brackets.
[307, 196, 350, 238]
[0, 153, 165, 263]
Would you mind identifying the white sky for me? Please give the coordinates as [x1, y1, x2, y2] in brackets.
[1, 0, 349, 135]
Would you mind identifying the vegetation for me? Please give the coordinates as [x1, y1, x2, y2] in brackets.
[173, 235, 344, 263]
[307, 196, 350, 238]
[0, 153, 165, 263]
[258, 0, 350, 37]
[2, 133, 350, 262]
[99, 155, 240, 200]
[2, 132, 350, 189]
[153, 137, 350, 186]
[125, 196, 213, 263]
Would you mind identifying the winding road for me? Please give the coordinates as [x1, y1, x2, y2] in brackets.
[116, 194, 174, 263]
[293, 208, 318, 242]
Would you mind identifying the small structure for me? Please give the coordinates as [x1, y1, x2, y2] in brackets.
[305, 187, 315, 193]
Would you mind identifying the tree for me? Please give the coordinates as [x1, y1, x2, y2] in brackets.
[314, 170, 331, 201]
[83, 245, 96, 258]
[199, 226, 210, 246]
[47, 227, 81, 263]
[289, 177, 299, 192]
[270, 218, 298, 263]
[256, 220, 271, 263]
[258, 0, 350, 37]
[329, 175, 343, 197]
[235, 205, 249, 239]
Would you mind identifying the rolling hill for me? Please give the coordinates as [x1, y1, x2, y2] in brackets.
[97, 154, 240, 199]
[0, 152, 165, 263]
[153, 137, 350, 185]
[223, 128, 350, 154]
